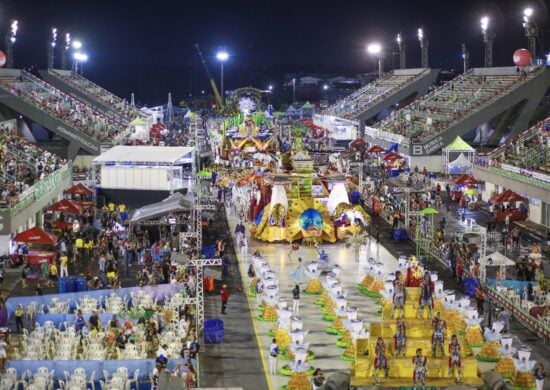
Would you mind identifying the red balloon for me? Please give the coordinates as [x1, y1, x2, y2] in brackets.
[513, 48, 531, 68]
[0, 51, 5, 68]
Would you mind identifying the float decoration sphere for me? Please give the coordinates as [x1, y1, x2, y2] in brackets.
[0, 52, 6, 68]
[513, 49, 531, 68]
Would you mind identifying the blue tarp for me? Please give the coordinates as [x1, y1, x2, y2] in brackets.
[385, 143, 398, 154]
[201, 245, 216, 258]
[6, 358, 194, 381]
[6, 283, 183, 317]
[486, 278, 537, 293]
[204, 319, 224, 343]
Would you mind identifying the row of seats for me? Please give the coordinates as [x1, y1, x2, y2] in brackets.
[322, 69, 429, 119]
[49, 69, 142, 125]
[0, 71, 127, 143]
[375, 67, 543, 142]
[0, 124, 67, 207]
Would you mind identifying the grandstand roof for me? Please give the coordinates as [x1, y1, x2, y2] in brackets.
[443, 136, 475, 152]
[93, 146, 194, 165]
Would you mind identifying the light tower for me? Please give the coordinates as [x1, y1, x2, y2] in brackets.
[417, 27, 429, 68]
[47, 28, 58, 69]
[461, 43, 469, 74]
[5, 20, 18, 68]
[167, 92, 174, 124]
[396, 33, 406, 69]
[61, 33, 71, 70]
[522, 7, 538, 61]
[367, 43, 384, 78]
[480, 16, 495, 67]
[216, 48, 229, 102]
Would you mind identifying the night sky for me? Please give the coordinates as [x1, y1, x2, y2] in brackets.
[3, 0, 548, 105]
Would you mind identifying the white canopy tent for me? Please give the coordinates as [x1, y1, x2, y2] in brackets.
[93, 146, 195, 191]
[479, 252, 516, 283]
[442, 136, 475, 175]
[448, 153, 473, 175]
[130, 192, 193, 223]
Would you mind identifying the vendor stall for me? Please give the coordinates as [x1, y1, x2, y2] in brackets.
[45, 199, 83, 232]
[491, 190, 528, 222]
[442, 135, 475, 175]
[64, 183, 95, 210]
[13, 226, 58, 266]
[478, 252, 516, 285]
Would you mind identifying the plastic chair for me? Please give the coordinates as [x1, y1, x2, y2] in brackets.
[126, 369, 139, 390]
[87, 371, 96, 390]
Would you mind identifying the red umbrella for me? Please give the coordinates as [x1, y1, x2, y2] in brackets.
[453, 174, 481, 185]
[382, 152, 403, 161]
[367, 145, 386, 153]
[65, 183, 94, 196]
[46, 199, 83, 214]
[349, 139, 367, 149]
[492, 189, 526, 203]
[14, 226, 58, 245]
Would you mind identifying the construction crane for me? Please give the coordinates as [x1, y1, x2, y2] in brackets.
[194, 44, 224, 109]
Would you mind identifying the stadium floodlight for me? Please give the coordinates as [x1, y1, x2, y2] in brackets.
[417, 27, 429, 68]
[396, 33, 402, 44]
[417, 28, 424, 41]
[73, 52, 88, 62]
[268, 85, 273, 91]
[323, 84, 329, 90]
[480, 16, 489, 31]
[10, 20, 18, 43]
[51, 28, 58, 47]
[72, 40, 82, 49]
[367, 43, 382, 55]
[216, 50, 229, 62]
[367, 43, 384, 77]
[522, 7, 538, 60]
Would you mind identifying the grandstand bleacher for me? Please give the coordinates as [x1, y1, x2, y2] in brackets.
[322, 68, 431, 119]
[0, 70, 129, 145]
[45, 69, 143, 125]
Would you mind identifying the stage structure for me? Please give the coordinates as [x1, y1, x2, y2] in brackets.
[92, 146, 195, 206]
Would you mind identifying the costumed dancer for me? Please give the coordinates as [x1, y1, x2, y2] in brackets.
[394, 316, 407, 357]
[418, 272, 434, 319]
[432, 319, 445, 357]
[412, 348, 428, 390]
[372, 337, 388, 383]
[290, 258, 306, 286]
[448, 334, 462, 383]
[391, 271, 406, 318]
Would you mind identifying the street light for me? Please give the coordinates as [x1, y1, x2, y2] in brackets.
[480, 16, 496, 67]
[5, 20, 18, 68]
[396, 32, 406, 69]
[522, 7, 538, 61]
[216, 48, 229, 101]
[367, 43, 384, 78]
[48, 28, 58, 69]
[417, 28, 429, 68]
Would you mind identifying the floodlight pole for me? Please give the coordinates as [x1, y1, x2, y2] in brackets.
[418, 34, 429, 68]
[482, 29, 496, 67]
[461, 43, 469, 74]
[398, 39, 406, 69]
[5, 36, 14, 69]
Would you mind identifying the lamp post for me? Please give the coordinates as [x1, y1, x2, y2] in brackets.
[5, 20, 18, 68]
[481, 16, 495, 67]
[522, 7, 538, 61]
[461, 43, 469, 74]
[417, 28, 429, 68]
[48, 27, 58, 69]
[396, 33, 406, 69]
[216, 48, 229, 101]
[62, 33, 71, 70]
[367, 43, 384, 78]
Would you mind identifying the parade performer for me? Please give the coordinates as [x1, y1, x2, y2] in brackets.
[394, 316, 407, 357]
[432, 312, 446, 330]
[372, 337, 388, 382]
[391, 271, 406, 318]
[412, 348, 428, 390]
[448, 335, 462, 383]
[290, 258, 306, 286]
[432, 318, 445, 357]
[418, 272, 434, 319]
[406, 256, 423, 287]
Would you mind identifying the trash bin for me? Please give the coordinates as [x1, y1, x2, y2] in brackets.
[204, 319, 224, 343]
[59, 277, 70, 293]
[74, 277, 87, 292]
[464, 277, 479, 298]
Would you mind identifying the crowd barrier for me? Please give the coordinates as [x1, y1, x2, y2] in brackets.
[34, 313, 134, 328]
[6, 283, 184, 317]
[6, 358, 193, 381]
